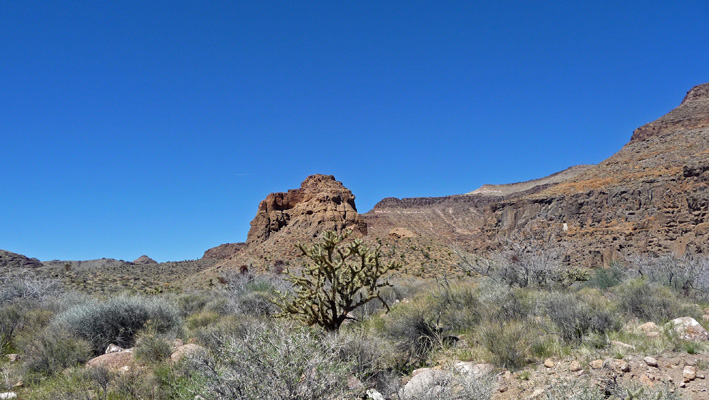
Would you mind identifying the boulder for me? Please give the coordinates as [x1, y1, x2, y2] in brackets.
[366, 389, 385, 400]
[87, 350, 134, 370]
[644, 357, 658, 368]
[684, 365, 697, 381]
[0, 393, 17, 400]
[669, 317, 709, 341]
[454, 361, 494, 377]
[569, 360, 581, 372]
[170, 343, 205, 362]
[399, 368, 451, 400]
[105, 344, 125, 354]
[639, 322, 659, 333]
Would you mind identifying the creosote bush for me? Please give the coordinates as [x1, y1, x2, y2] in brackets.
[192, 322, 356, 400]
[275, 230, 401, 331]
[53, 295, 181, 354]
[618, 279, 698, 323]
[22, 328, 92, 377]
[134, 332, 173, 364]
[544, 291, 620, 343]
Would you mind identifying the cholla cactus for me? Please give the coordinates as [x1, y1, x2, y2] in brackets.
[274, 230, 401, 331]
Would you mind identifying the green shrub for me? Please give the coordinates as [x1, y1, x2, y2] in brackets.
[480, 321, 528, 370]
[22, 328, 92, 376]
[186, 310, 220, 330]
[544, 292, 620, 343]
[584, 265, 625, 290]
[384, 300, 444, 367]
[337, 331, 387, 384]
[134, 333, 173, 364]
[0, 304, 21, 354]
[53, 295, 181, 354]
[618, 279, 697, 323]
[192, 322, 356, 400]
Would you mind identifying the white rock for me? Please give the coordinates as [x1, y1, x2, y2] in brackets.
[105, 343, 125, 354]
[684, 365, 697, 381]
[0, 393, 17, 400]
[670, 317, 709, 342]
[399, 369, 451, 400]
[366, 389, 385, 400]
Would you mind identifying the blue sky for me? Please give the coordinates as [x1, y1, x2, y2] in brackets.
[1, 1, 707, 262]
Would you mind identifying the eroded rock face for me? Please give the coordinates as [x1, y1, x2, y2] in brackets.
[246, 174, 366, 245]
[0, 250, 43, 269]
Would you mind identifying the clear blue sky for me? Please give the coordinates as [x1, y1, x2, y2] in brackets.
[2, 1, 707, 262]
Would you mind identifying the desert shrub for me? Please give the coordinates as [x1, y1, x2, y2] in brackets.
[584, 265, 626, 290]
[480, 321, 528, 370]
[53, 295, 181, 353]
[134, 333, 173, 364]
[629, 254, 709, 296]
[191, 322, 356, 400]
[544, 291, 620, 343]
[384, 300, 445, 368]
[337, 330, 388, 384]
[543, 378, 681, 400]
[0, 273, 61, 305]
[222, 271, 286, 317]
[457, 245, 588, 289]
[22, 328, 92, 376]
[176, 292, 213, 316]
[618, 279, 698, 322]
[431, 280, 481, 333]
[0, 304, 21, 354]
[186, 310, 220, 330]
[476, 281, 529, 322]
[193, 314, 258, 351]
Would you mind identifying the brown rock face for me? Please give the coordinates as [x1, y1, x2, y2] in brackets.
[202, 242, 246, 260]
[631, 83, 709, 142]
[0, 250, 43, 269]
[246, 174, 366, 245]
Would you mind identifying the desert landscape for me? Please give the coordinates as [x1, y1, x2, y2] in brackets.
[2, 83, 709, 399]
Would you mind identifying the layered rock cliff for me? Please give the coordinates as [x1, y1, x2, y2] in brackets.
[367, 83, 709, 267]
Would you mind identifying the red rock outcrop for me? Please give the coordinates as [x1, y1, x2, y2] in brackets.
[246, 174, 366, 245]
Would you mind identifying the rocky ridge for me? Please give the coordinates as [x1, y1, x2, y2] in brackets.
[0, 250, 43, 270]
